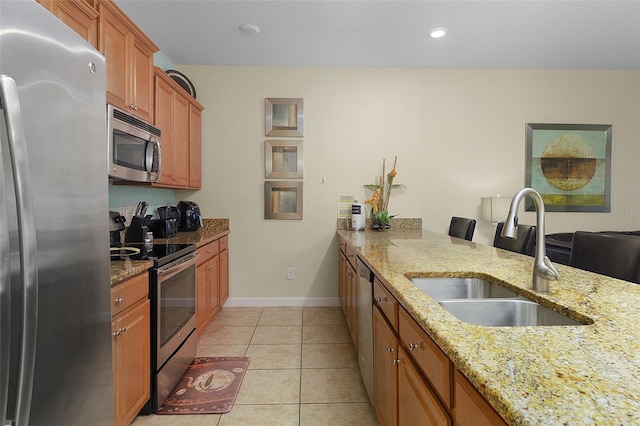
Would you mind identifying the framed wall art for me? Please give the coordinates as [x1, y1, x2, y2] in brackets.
[265, 140, 303, 178]
[264, 181, 303, 220]
[265, 98, 304, 137]
[525, 123, 612, 212]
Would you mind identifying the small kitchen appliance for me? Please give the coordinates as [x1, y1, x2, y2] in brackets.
[149, 218, 178, 238]
[107, 104, 161, 183]
[176, 201, 202, 232]
[350, 202, 365, 231]
[109, 211, 126, 247]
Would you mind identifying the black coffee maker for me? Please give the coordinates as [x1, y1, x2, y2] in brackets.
[176, 201, 202, 232]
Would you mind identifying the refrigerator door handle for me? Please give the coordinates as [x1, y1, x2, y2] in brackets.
[0, 75, 39, 426]
[0, 77, 12, 426]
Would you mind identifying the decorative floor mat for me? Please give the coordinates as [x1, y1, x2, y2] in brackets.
[156, 356, 250, 414]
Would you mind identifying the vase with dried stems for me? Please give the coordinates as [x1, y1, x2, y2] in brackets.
[364, 156, 406, 230]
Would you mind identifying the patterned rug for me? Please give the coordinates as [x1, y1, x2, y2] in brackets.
[156, 357, 250, 415]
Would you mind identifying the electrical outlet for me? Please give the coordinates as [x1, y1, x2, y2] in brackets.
[286, 267, 295, 280]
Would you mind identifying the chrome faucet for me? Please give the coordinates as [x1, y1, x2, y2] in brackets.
[501, 187, 560, 292]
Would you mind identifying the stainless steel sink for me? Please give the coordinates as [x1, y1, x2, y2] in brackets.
[410, 277, 519, 300]
[409, 276, 590, 326]
[437, 299, 585, 327]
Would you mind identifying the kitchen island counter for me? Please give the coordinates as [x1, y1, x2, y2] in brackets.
[338, 228, 640, 425]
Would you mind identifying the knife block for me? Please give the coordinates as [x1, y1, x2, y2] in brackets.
[124, 216, 148, 244]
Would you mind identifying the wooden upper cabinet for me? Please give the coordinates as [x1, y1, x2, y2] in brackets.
[173, 92, 190, 185]
[153, 67, 204, 189]
[154, 74, 175, 185]
[38, 0, 99, 47]
[98, 0, 157, 122]
[189, 103, 203, 189]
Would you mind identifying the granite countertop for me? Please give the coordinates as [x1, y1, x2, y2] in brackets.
[110, 218, 229, 286]
[337, 227, 640, 425]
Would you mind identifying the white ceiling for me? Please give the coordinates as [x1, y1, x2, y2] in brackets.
[114, 0, 640, 69]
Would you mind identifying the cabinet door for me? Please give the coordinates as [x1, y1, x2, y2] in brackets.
[454, 370, 507, 426]
[398, 347, 451, 426]
[39, 0, 98, 47]
[172, 93, 190, 185]
[208, 254, 220, 320]
[99, 4, 129, 110]
[154, 75, 174, 185]
[196, 261, 209, 336]
[374, 306, 398, 426]
[189, 104, 202, 188]
[339, 251, 347, 316]
[130, 38, 154, 122]
[219, 248, 229, 305]
[112, 299, 150, 426]
[346, 260, 358, 347]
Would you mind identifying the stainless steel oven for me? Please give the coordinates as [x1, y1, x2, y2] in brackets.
[151, 250, 198, 410]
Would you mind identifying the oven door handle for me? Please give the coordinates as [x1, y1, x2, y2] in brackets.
[157, 252, 199, 277]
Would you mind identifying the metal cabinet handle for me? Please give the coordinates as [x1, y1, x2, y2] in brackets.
[113, 326, 128, 338]
[386, 347, 394, 354]
[376, 296, 388, 303]
[393, 358, 400, 365]
[114, 297, 124, 304]
[129, 104, 138, 111]
[409, 341, 420, 351]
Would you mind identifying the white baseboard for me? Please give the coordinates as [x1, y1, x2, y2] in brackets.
[222, 297, 340, 308]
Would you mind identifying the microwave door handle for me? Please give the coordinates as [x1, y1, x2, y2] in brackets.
[147, 138, 160, 173]
[0, 75, 39, 426]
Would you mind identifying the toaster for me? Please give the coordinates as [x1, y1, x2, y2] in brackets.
[150, 218, 178, 238]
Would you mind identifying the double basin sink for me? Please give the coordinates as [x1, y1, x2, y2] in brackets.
[410, 277, 589, 327]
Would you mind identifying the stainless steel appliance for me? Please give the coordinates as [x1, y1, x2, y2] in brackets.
[356, 258, 374, 403]
[107, 104, 161, 183]
[0, 2, 112, 425]
[176, 201, 203, 232]
[113, 243, 198, 412]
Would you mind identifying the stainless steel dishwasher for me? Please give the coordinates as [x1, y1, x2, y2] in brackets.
[356, 257, 374, 403]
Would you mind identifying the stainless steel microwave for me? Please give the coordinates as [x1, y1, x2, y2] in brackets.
[107, 104, 161, 182]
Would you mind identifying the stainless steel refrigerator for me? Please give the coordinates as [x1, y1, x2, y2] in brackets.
[0, 1, 113, 425]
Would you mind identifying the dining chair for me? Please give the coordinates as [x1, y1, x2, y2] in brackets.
[493, 222, 536, 256]
[448, 217, 476, 241]
[569, 231, 640, 283]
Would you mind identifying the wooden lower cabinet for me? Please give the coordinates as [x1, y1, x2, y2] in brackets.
[196, 235, 230, 337]
[338, 243, 358, 347]
[398, 347, 451, 426]
[219, 246, 229, 305]
[454, 370, 508, 426]
[374, 305, 398, 426]
[367, 273, 507, 426]
[111, 272, 150, 426]
[196, 241, 220, 336]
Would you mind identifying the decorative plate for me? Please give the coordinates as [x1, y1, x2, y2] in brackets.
[166, 69, 196, 99]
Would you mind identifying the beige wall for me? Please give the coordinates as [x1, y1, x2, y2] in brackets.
[176, 66, 640, 302]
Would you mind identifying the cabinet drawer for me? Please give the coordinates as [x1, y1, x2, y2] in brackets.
[197, 240, 219, 264]
[339, 237, 347, 255]
[111, 272, 148, 317]
[454, 370, 507, 426]
[374, 277, 398, 331]
[345, 244, 357, 269]
[219, 235, 228, 251]
[399, 308, 452, 410]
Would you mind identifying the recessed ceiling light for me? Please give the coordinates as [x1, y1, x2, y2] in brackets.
[430, 28, 447, 39]
[239, 23, 261, 36]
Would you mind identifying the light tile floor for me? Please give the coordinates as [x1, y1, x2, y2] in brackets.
[132, 306, 379, 426]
